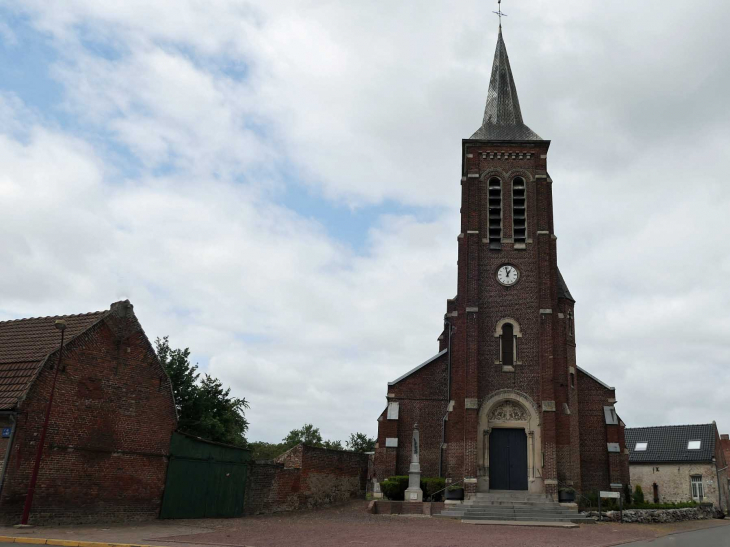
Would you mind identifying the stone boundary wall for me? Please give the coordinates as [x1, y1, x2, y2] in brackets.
[244, 444, 368, 516]
[584, 504, 718, 523]
[368, 500, 445, 516]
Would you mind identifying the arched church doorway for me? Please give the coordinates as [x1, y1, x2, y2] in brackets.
[477, 390, 544, 494]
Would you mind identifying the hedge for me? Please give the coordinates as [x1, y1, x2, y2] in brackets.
[380, 476, 447, 501]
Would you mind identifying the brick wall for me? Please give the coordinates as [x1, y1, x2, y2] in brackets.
[374, 352, 448, 480]
[577, 369, 629, 494]
[244, 444, 367, 515]
[0, 304, 177, 524]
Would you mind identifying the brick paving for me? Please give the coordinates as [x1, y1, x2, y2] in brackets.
[3, 502, 729, 547]
[153, 502, 730, 547]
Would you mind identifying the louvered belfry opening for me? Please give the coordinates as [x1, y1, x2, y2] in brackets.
[513, 177, 527, 245]
[488, 177, 502, 249]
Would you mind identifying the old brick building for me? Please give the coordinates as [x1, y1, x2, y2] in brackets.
[374, 27, 630, 499]
[0, 300, 177, 523]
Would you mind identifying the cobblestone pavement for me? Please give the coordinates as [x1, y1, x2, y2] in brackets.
[2, 502, 729, 547]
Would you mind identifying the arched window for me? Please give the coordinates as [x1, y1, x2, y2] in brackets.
[495, 319, 521, 370]
[512, 177, 526, 246]
[488, 177, 502, 250]
[502, 323, 514, 367]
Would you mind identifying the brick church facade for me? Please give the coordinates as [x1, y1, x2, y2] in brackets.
[374, 27, 630, 499]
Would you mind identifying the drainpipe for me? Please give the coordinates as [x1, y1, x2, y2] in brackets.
[438, 319, 453, 478]
[0, 411, 17, 498]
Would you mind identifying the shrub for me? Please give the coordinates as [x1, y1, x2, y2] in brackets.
[633, 484, 645, 505]
[381, 476, 409, 501]
[421, 477, 446, 501]
[623, 484, 632, 504]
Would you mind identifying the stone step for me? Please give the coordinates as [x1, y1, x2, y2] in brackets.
[441, 511, 579, 519]
[462, 500, 560, 507]
[464, 515, 596, 523]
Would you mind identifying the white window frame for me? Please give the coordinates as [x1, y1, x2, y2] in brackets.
[635, 442, 648, 452]
[687, 440, 701, 450]
[691, 475, 704, 501]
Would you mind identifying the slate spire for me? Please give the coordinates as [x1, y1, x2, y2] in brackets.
[470, 28, 542, 141]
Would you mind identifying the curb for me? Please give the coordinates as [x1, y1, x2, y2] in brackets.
[0, 537, 168, 547]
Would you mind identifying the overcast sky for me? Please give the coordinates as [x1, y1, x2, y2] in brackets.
[1, 1, 729, 444]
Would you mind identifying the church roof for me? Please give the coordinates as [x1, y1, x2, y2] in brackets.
[388, 349, 447, 386]
[557, 268, 575, 302]
[470, 29, 542, 141]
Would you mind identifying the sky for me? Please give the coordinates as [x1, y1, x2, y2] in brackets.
[0, 0, 729, 444]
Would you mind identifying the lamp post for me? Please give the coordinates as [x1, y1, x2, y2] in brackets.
[19, 319, 66, 526]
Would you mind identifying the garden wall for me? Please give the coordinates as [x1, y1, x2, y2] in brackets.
[244, 444, 368, 515]
[584, 504, 718, 523]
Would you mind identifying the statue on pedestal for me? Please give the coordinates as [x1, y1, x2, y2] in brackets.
[404, 423, 423, 502]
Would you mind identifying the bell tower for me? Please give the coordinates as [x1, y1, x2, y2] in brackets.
[442, 25, 580, 498]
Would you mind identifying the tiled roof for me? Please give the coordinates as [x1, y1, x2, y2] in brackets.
[0, 310, 107, 409]
[625, 424, 717, 464]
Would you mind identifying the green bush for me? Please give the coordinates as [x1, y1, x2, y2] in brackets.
[421, 477, 446, 500]
[381, 476, 409, 501]
[633, 484, 645, 505]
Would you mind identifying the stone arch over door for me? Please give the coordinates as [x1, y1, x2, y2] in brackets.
[477, 390, 544, 494]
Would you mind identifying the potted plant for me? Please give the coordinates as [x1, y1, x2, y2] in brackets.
[558, 487, 576, 503]
[445, 484, 465, 501]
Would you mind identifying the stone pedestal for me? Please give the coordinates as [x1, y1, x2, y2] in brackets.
[404, 424, 423, 502]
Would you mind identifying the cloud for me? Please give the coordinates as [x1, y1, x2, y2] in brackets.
[1, 0, 729, 443]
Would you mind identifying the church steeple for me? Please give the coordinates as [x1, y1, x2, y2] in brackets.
[470, 28, 542, 141]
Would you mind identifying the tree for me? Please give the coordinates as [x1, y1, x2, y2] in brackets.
[156, 336, 249, 447]
[322, 439, 343, 450]
[346, 432, 376, 453]
[283, 424, 323, 447]
[248, 441, 288, 460]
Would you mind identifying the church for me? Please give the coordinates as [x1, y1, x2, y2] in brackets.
[374, 26, 630, 499]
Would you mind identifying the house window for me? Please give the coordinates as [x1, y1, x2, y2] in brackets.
[691, 475, 704, 501]
[512, 177, 527, 245]
[687, 440, 701, 450]
[488, 178, 502, 249]
[570, 372, 575, 388]
[635, 442, 648, 451]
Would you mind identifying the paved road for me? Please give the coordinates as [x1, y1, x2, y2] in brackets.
[622, 525, 730, 547]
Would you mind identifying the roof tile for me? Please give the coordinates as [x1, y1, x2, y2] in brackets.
[625, 424, 716, 463]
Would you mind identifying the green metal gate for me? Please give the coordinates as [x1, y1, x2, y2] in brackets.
[160, 432, 251, 518]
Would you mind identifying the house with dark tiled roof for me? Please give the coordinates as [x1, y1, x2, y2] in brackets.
[626, 423, 729, 512]
[0, 301, 177, 524]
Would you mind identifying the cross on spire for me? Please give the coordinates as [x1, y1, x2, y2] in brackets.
[492, 0, 507, 29]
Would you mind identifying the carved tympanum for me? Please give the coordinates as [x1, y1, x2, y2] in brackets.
[488, 400, 528, 422]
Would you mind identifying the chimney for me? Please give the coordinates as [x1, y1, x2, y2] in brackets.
[721, 434, 729, 441]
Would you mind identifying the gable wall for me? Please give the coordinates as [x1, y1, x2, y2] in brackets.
[374, 352, 448, 479]
[0, 320, 177, 524]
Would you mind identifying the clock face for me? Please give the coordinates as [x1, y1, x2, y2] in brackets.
[497, 264, 519, 286]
